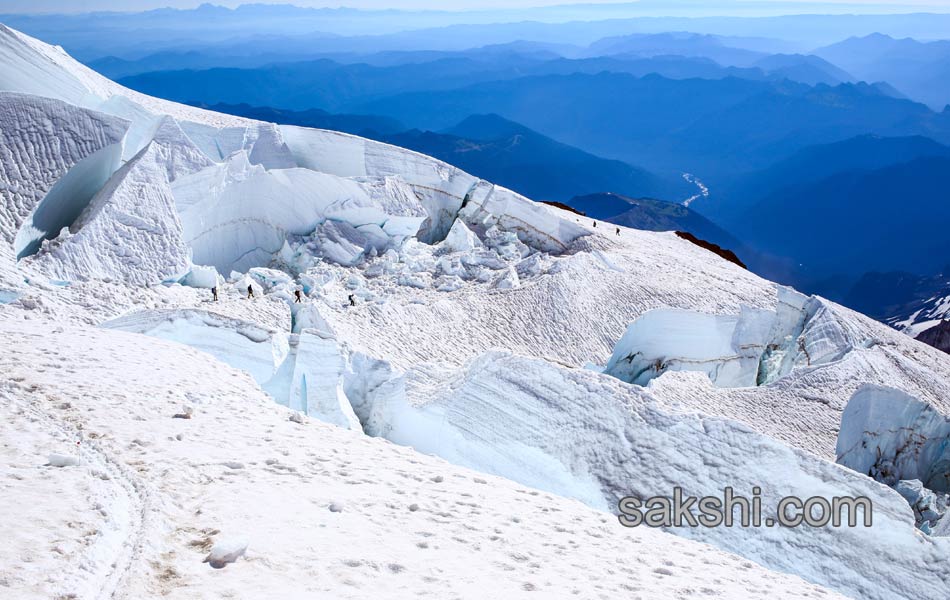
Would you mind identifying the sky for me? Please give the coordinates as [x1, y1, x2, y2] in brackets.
[4, 0, 950, 15]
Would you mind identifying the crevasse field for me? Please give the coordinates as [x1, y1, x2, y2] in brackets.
[1, 23, 949, 600]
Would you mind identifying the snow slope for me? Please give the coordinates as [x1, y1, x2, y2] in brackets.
[358, 350, 950, 600]
[890, 288, 950, 350]
[2, 23, 950, 600]
[0, 321, 843, 600]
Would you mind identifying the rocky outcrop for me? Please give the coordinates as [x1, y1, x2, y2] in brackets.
[916, 320, 950, 355]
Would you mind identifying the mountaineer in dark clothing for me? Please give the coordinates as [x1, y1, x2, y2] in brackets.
[247, 284, 254, 299]
[294, 289, 302, 303]
[348, 294, 356, 307]
[211, 286, 218, 302]
[593, 221, 597, 228]
[616, 227, 620, 236]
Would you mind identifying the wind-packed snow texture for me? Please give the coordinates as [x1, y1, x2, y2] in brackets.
[22, 143, 192, 285]
[0, 92, 127, 288]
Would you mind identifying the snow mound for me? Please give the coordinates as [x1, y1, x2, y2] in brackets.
[47, 453, 80, 467]
[204, 539, 248, 569]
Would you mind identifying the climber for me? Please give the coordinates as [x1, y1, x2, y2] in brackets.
[616, 227, 620, 236]
[294, 289, 302, 303]
[211, 286, 218, 302]
[593, 221, 597, 228]
[348, 294, 356, 307]
[247, 284, 254, 299]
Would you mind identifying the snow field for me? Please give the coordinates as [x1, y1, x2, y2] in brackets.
[0, 322, 845, 600]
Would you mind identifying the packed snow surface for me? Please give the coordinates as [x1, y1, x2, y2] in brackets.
[0, 322, 844, 600]
[2, 23, 950, 600]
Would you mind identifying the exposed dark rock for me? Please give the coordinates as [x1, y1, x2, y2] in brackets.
[675, 231, 746, 269]
[541, 201, 585, 216]
[916, 321, 950, 355]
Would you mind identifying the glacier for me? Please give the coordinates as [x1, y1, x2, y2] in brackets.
[2, 22, 950, 600]
[350, 350, 950, 600]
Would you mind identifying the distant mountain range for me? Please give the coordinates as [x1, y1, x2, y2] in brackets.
[708, 134, 950, 224]
[111, 37, 950, 183]
[8, 6, 950, 60]
[114, 48, 864, 115]
[347, 73, 950, 177]
[383, 115, 688, 202]
[587, 32, 770, 66]
[844, 269, 950, 325]
[751, 53, 853, 86]
[815, 33, 950, 110]
[844, 267, 950, 355]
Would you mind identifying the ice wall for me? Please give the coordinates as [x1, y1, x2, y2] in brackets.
[101, 307, 361, 430]
[103, 308, 288, 383]
[14, 142, 125, 260]
[837, 385, 950, 493]
[281, 332, 361, 430]
[0, 92, 128, 280]
[171, 153, 427, 273]
[459, 181, 588, 254]
[24, 143, 191, 285]
[279, 125, 588, 250]
[604, 287, 853, 388]
[348, 350, 949, 600]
